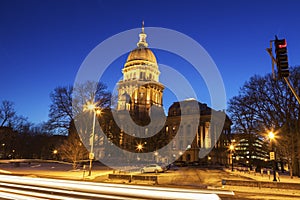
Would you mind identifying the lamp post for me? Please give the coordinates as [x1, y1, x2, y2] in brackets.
[154, 151, 158, 163]
[268, 131, 277, 182]
[229, 144, 235, 172]
[86, 103, 101, 176]
[53, 149, 58, 160]
[1, 143, 5, 158]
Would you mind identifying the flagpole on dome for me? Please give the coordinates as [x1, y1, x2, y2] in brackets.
[137, 20, 148, 48]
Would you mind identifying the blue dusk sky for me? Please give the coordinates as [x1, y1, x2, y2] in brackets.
[1, 0, 300, 124]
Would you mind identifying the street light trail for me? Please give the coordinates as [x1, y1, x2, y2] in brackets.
[0, 186, 80, 200]
[0, 183, 138, 200]
[0, 175, 224, 199]
[0, 174, 224, 197]
[0, 190, 45, 200]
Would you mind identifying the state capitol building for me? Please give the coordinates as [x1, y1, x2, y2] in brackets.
[97, 23, 232, 165]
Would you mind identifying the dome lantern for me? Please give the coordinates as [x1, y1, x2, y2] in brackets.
[137, 21, 148, 48]
[124, 21, 158, 67]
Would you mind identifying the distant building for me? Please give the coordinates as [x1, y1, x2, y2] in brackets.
[230, 133, 269, 169]
[165, 100, 232, 164]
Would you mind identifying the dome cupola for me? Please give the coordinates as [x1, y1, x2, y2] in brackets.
[124, 21, 158, 68]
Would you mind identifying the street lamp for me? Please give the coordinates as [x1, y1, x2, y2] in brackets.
[154, 151, 158, 163]
[229, 144, 235, 172]
[53, 149, 58, 160]
[268, 131, 277, 182]
[136, 143, 144, 152]
[268, 131, 275, 140]
[85, 103, 102, 176]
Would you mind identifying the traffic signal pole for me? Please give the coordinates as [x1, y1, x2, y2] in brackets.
[267, 41, 276, 80]
[283, 77, 300, 104]
[266, 42, 300, 104]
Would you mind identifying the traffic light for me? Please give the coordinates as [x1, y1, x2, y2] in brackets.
[275, 37, 289, 78]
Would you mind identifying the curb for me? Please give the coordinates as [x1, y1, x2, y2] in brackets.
[222, 179, 300, 190]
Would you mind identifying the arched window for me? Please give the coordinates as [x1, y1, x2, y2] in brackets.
[186, 154, 191, 161]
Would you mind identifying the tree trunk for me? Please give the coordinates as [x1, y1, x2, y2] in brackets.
[72, 162, 77, 170]
[289, 159, 293, 178]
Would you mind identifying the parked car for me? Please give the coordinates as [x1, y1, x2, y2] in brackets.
[141, 164, 164, 173]
[173, 161, 187, 167]
[166, 163, 179, 171]
[188, 161, 200, 166]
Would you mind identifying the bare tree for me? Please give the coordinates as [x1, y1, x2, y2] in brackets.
[47, 81, 112, 135]
[72, 81, 112, 115]
[0, 100, 32, 132]
[47, 86, 73, 134]
[0, 100, 16, 127]
[228, 66, 300, 177]
[46, 81, 112, 167]
[58, 122, 88, 169]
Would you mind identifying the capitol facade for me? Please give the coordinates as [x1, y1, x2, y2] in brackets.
[95, 23, 232, 166]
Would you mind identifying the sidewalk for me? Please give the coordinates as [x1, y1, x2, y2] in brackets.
[225, 169, 300, 184]
[0, 162, 113, 181]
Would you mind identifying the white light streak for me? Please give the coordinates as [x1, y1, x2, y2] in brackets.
[0, 175, 225, 200]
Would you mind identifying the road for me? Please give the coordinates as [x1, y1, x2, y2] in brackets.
[1, 162, 299, 200]
[0, 174, 299, 200]
[0, 174, 233, 200]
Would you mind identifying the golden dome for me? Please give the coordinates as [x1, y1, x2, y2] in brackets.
[124, 21, 158, 68]
[126, 47, 157, 64]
